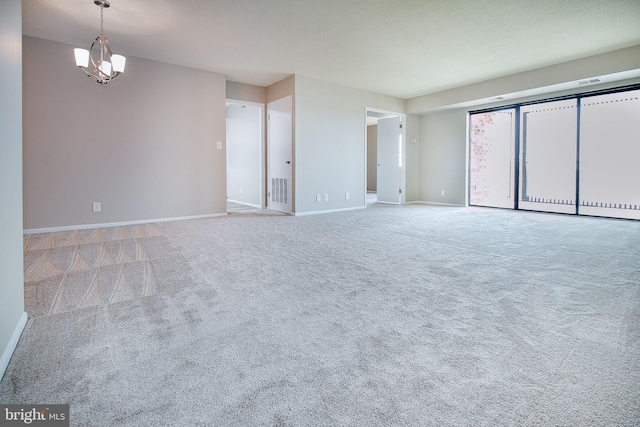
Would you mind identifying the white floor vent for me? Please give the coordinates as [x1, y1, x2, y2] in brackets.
[271, 178, 288, 204]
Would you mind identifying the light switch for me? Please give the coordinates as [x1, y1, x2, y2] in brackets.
[216, 141, 222, 149]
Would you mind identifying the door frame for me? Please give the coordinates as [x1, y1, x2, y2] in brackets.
[226, 98, 265, 209]
[364, 108, 407, 206]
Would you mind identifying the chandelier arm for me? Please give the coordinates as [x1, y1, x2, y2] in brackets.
[88, 36, 100, 70]
[78, 67, 95, 79]
[88, 38, 107, 79]
[87, 36, 117, 80]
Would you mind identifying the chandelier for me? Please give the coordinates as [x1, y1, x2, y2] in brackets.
[74, 0, 126, 84]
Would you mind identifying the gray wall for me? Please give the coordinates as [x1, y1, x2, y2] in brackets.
[0, 0, 26, 377]
[267, 76, 295, 104]
[408, 45, 640, 114]
[227, 81, 267, 105]
[23, 36, 227, 230]
[366, 125, 377, 192]
[294, 75, 406, 213]
[418, 110, 468, 205]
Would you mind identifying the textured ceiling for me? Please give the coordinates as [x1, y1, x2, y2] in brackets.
[22, 0, 640, 99]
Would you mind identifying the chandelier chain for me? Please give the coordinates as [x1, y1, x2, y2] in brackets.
[100, 5, 104, 37]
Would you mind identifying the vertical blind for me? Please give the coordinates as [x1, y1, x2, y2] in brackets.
[469, 110, 515, 209]
[519, 99, 577, 215]
[579, 90, 640, 219]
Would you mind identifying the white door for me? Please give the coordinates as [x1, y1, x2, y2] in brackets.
[267, 95, 293, 214]
[377, 116, 401, 204]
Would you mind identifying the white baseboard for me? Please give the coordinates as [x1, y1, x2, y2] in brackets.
[24, 213, 228, 235]
[0, 311, 27, 381]
[294, 206, 366, 217]
[407, 201, 466, 207]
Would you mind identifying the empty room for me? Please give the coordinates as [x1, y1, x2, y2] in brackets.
[1, 0, 639, 425]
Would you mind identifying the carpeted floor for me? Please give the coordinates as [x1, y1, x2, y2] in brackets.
[227, 201, 289, 215]
[2, 204, 639, 426]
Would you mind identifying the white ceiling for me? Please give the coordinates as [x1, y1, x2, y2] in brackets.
[22, 0, 640, 99]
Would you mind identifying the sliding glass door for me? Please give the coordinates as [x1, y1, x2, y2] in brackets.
[579, 89, 640, 219]
[469, 109, 516, 208]
[469, 86, 640, 220]
[518, 99, 577, 214]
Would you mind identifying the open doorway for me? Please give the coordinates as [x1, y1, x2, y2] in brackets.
[365, 109, 406, 206]
[226, 100, 264, 213]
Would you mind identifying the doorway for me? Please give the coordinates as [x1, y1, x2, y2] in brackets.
[226, 100, 264, 212]
[365, 109, 406, 206]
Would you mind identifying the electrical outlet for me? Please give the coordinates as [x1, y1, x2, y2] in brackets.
[324, 194, 329, 202]
[440, 189, 446, 196]
[345, 192, 350, 200]
[92, 202, 101, 212]
[316, 194, 321, 202]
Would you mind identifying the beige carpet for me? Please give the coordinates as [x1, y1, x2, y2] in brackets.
[23, 206, 285, 318]
[23, 224, 169, 317]
[3, 204, 640, 426]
